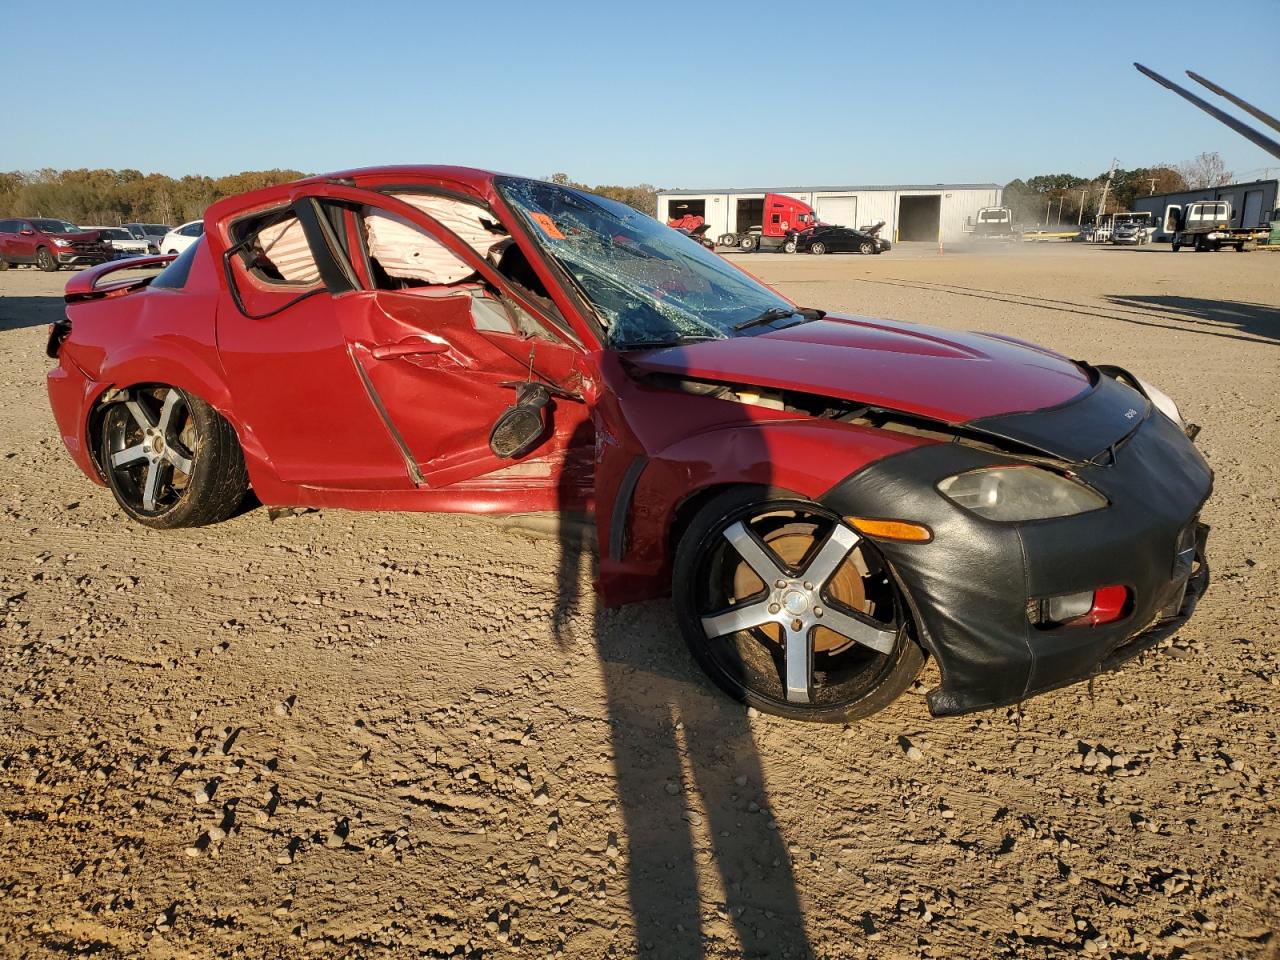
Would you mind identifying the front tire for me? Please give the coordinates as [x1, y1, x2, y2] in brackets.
[673, 487, 924, 723]
[858, 240, 875, 255]
[100, 386, 248, 529]
[36, 246, 58, 272]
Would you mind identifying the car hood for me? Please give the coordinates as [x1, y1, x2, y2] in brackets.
[625, 315, 1092, 425]
[50, 230, 103, 242]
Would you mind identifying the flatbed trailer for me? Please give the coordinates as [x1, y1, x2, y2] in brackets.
[1166, 200, 1268, 252]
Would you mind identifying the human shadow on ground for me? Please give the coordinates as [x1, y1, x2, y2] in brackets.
[0, 295, 63, 332]
[554, 416, 815, 959]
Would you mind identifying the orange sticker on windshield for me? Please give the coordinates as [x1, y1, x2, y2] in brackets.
[530, 212, 565, 240]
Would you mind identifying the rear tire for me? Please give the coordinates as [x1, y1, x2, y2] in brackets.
[739, 235, 758, 252]
[0, 259, 8, 271]
[100, 386, 248, 529]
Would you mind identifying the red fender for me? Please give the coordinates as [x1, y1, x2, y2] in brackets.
[596, 418, 935, 606]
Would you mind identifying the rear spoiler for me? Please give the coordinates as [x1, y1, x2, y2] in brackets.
[64, 254, 175, 304]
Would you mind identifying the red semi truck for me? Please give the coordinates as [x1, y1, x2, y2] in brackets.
[717, 194, 819, 252]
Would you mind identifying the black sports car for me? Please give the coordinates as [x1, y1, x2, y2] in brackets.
[793, 222, 891, 256]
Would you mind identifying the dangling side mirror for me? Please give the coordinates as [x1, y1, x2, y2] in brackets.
[489, 382, 552, 459]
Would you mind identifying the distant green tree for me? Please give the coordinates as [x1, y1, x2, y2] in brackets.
[0, 168, 306, 224]
[545, 173, 660, 216]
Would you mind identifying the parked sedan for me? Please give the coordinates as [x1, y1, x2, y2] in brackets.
[794, 223, 891, 255]
[46, 166, 1211, 723]
[84, 226, 151, 258]
[159, 220, 204, 255]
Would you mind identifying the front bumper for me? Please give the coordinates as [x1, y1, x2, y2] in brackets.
[55, 251, 110, 266]
[823, 407, 1213, 716]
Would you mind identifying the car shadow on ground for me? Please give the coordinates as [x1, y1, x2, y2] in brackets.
[552, 416, 815, 959]
[0, 295, 63, 332]
[1103, 294, 1280, 345]
[845, 277, 1280, 347]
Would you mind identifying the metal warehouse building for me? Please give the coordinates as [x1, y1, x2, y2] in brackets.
[656, 183, 1003, 244]
[1131, 177, 1278, 230]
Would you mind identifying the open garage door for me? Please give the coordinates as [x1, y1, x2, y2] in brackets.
[667, 198, 706, 222]
[735, 197, 764, 233]
[898, 194, 941, 241]
[815, 195, 857, 227]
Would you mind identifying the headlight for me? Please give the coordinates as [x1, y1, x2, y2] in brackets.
[937, 466, 1107, 521]
[53, 238, 73, 247]
[1134, 376, 1183, 428]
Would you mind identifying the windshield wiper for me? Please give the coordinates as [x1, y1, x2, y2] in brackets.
[732, 306, 824, 332]
[733, 307, 795, 331]
[616, 333, 726, 351]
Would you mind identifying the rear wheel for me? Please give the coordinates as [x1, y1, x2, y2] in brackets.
[809, 241, 826, 256]
[36, 246, 57, 272]
[100, 386, 248, 529]
[167, 248, 179, 255]
[738, 234, 758, 252]
[673, 487, 924, 723]
[783, 239, 797, 254]
[0, 259, 8, 271]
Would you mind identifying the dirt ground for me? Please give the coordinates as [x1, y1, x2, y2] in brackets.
[1, 243, 1277, 959]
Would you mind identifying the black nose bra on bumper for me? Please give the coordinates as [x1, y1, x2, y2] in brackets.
[822, 406, 1213, 716]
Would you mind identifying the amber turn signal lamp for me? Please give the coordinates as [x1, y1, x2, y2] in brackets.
[846, 517, 932, 542]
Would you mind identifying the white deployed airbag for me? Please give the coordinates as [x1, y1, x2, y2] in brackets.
[365, 194, 506, 284]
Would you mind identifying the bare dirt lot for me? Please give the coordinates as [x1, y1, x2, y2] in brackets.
[1, 244, 1278, 959]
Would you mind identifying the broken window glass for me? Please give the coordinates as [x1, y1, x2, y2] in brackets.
[497, 178, 797, 349]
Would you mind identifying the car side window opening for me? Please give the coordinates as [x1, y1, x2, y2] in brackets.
[232, 212, 323, 288]
[347, 194, 562, 342]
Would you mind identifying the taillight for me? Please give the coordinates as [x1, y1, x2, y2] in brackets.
[1032, 585, 1129, 628]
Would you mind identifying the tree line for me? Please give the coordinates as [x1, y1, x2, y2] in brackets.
[0, 168, 309, 226]
[0, 167, 663, 227]
[0, 153, 1240, 230]
[1003, 151, 1236, 226]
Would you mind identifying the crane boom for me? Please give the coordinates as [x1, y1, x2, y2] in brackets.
[1185, 70, 1280, 136]
[1133, 63, 1280, 160]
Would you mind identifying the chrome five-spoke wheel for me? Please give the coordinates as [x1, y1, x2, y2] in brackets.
[105, 387, 196, 514]
[674, 489, 924, 722]
[99, 385, 248, 529]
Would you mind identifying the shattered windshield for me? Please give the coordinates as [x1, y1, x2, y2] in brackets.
[497, 178, 798, 349]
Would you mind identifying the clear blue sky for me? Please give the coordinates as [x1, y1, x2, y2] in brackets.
[5, 0, 1278, 188]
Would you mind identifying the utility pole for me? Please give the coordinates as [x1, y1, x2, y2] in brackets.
[1078, 186, 1088, 225]
[1148, 177, 1158, 195]
[1096, 158, 1118, 223]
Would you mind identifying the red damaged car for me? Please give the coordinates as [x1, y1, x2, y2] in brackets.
[45, 166, 1212, 722]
